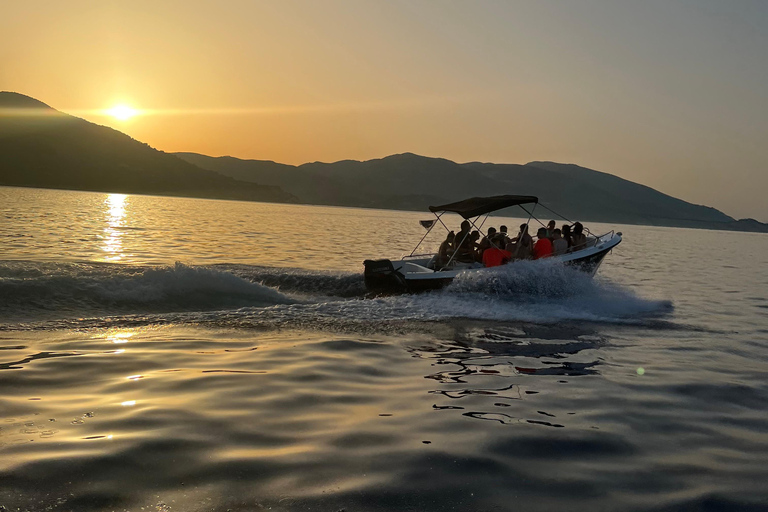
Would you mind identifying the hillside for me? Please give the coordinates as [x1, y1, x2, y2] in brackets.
[0, 92, 295, 203]
[177, 152, 767, 232]
[2, 91, 763, 232]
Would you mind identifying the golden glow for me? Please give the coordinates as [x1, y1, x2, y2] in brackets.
[105, 104, 139, 121]
[126, 374, 143, 380]
[2, 2, 765, 220]
[101, 194, 127, 262]
[121, 400, 136, 406]
[108, 331, 134, 344]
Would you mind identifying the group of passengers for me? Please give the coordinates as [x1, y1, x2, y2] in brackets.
[435, 219, 588, 269]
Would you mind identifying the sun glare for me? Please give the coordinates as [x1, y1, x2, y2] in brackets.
[106, 104, 139, 121]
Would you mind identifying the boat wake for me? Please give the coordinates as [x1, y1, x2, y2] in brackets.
[0, 262, 297, 321]
[213, 263, 367, 297]
[0, 260, 672, 331]
[436, 259, 672, 322]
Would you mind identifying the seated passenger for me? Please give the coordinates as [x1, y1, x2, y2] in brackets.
[546, 220, 557, 239]
[453, 222, 476, 263]
[498, 225, 510, 246]
[492, 233, 507, 248]
[533, 227, 554, 259]
[551, 229, 568, 255]
[571, 222, 587, 251]
[477, 227, 497, 254]
[562, 224, 574, 248]
[435, 231, 455, 269]
[482, 245, 512, 268]
[470, 230, 482, 261]
[509, 224, 533, 260]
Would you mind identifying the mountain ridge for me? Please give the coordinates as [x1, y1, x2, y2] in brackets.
[0, 92, 296, 204]
[1, 91, 764, 233]
[177, 151, 766, 232]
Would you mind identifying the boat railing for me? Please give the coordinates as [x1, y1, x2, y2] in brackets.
[565, 230, 615, 254]
[401, 253, 436, 260]
[592, 230, 614, 243]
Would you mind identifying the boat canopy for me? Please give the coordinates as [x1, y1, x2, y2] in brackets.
[429, 195, 538, 219]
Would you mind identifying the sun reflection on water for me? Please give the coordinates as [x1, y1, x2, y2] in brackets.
[101, 194, 128, 261]
[108, 331, 134, 344]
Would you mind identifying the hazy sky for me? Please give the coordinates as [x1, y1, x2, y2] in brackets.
[2, 0, 767, 220]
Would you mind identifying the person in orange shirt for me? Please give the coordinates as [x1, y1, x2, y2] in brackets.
[482, 244, 512, 267]
[533, 227, 554, 259]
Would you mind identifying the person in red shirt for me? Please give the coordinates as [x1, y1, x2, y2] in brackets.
[482, 244, 512, 267]
[533, 227, 554, 259]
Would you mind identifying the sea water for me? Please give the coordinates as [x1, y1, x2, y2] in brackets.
[0, 186, 766, 511]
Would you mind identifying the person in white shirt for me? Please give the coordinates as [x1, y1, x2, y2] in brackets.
[551, 229, 568, 255]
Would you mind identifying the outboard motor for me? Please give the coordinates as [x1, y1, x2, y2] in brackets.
[363, 259, 407, 293]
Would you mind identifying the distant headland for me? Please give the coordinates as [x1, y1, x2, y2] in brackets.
[174, 152, 768, 233]
[0, 92, 294, 204]
[2, 91, 766, 233]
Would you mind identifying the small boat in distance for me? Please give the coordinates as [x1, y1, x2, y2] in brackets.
[363, 195, 622, 293]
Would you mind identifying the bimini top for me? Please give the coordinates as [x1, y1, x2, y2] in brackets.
[429, 195, 538, 219]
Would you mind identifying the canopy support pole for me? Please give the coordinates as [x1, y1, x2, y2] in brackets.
[537, 202, 595, 238]
[519, 204, 548, 239]
[436, 213, 451, 233]
[474, 213, 502, 249]
[409, 212, 442, 256]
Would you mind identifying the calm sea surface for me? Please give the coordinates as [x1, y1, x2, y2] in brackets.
[1, 186, 767, 512]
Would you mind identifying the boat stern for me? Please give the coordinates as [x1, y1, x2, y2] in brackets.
[363, 259, 407, 293]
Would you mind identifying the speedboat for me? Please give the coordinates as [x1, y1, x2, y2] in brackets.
[363, 195, 622, 293]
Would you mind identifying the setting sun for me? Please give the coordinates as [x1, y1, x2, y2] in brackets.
[105, 104, 139, 121]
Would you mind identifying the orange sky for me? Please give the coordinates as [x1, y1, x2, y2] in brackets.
[2, 1, 767, 220]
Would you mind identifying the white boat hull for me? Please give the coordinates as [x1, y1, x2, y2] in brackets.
[364, 232, 622, 293]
